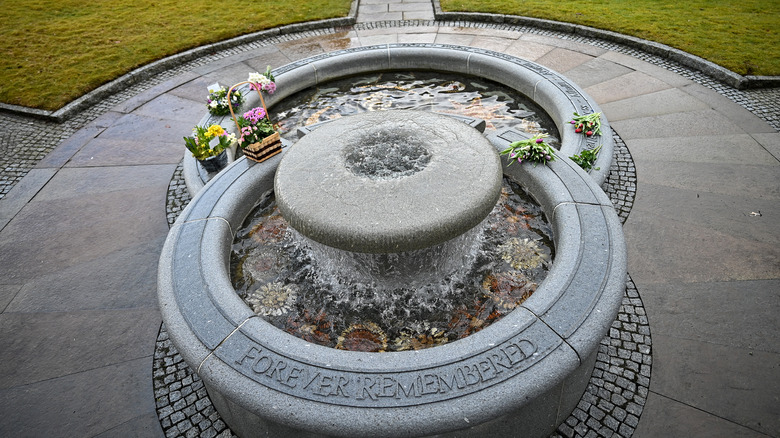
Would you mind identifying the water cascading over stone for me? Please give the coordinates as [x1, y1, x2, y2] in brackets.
[273, 110, 503, 289]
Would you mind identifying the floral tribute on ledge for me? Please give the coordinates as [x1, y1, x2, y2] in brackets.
[500, 133, 556, 166]
[206, 83, 244, 116]
[569, 112, 603, 172]
[183, 124, 236, 173]
[228, 66, 282, 163]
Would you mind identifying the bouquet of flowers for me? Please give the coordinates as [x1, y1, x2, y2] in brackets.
[225, 66, 283, 163]
[570, 112, 602, 137]
[206, 84, 244, 116]
[183, 124, 235, 160]
[247, 66, 276, 94]
[500, 134, 556, 166]
[236, 107, 277, 149]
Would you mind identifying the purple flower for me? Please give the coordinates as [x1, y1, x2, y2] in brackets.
[545, 155, 551, 160]
[535, 138, 543, 144]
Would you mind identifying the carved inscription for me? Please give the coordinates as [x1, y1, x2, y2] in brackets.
[231, 336, 540, 407]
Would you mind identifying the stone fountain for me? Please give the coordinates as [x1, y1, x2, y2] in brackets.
[160, 44, 626, 437]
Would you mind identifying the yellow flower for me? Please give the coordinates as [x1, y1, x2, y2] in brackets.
[206, 124, 224, 138]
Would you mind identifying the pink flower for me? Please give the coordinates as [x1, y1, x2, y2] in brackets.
[535, 138, 543, 144]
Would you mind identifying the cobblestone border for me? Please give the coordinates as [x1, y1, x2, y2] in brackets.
[2, 20, 777, 201]
[158, 129, 646, 438]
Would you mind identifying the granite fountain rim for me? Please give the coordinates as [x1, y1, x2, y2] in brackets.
[183, 43, 614, 196]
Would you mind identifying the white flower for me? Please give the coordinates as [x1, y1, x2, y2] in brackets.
[247, 72, 263, 84]
[209, 101, 218, 108]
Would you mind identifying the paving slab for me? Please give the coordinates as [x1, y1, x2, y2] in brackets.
[32, 113, 121, 169]
[504, 39, 556, 61]
[632, 160, 780, 200]
[358, 32, 400, 45]
[357, 11, 403, 21]
[0, 168, 55, 230]
[600, 88, 710, 121]
[95, 112, 195, 145]
[634, 393, 769, 438]
[649, 334, 780, 436]
[535, 47, 595, 74]
[625, 134, 778, 165]
[562, 57, 635, 89]
[641, 279, 780, 352]
[397, 32, 437, 44]
[243, 50, 295, 76]
[628, 182, 779, 244]
[66, 137, 184, 167]
[0, 175, 170, 283]
[752, 132, 780, 161]
[199, 60, 263, 86]
[0, 284, 22, 314]
[0, 308, 161, 388]
[470, 35, 514, 52]
[584, 70, 672, 104]
[0, 357, 160, 437]
[518, 33, 608, 57]
[132, 93, 205, 124]
[433, 33, 475, 46]
[92, 412, 165, 438]
[5, 238, 164, 313]
[402, 10, 435, 20]
[624, 186, 779, 285]
[598, 51, 696, 88]
[611, 109, 745, 140]
[681, 82, 778, 134]
[111, 71, 200, 115]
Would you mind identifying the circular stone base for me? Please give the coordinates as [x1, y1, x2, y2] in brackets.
[274, 110, 502, 253]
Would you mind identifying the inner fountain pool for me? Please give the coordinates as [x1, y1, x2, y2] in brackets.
[271, 71, 560, 146]
[231, 179, 553, 353]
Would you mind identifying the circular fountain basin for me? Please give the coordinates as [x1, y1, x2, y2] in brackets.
[275, 110, 502, 253]
[165, 44, 625, 438]
[159, 133, 626, 438]
[184, 44, 614, 196]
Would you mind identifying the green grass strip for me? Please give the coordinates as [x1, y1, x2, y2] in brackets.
[0, 0, 352, 111]
[440, 0, 780, 77]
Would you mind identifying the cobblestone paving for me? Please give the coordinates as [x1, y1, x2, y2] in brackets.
[157, 129, 646, 438]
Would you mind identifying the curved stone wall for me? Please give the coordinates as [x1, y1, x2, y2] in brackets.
[159, 130, 626, 436]
[184, 44, 613, 195]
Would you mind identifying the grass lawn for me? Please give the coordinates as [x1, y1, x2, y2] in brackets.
[441, 0, 780, 77]
[0, 0, 352, 111]
[1, 0, 777, 111]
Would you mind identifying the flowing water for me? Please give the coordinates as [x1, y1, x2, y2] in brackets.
[230, 180, 553, 353]
[229, 72, 559, 352]
[272, 71, 560, 147]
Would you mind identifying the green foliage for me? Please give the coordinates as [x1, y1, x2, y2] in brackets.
[184, 124, 234, 160]
[500, 134, 556, 166]
[207, 86, 244, 117]
[570, 145, 602, 172]
[570, 112, 602, 137]
[0, 0, 352, 110]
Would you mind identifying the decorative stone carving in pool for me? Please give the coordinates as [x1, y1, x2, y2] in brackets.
[161, 45, 626, 437]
